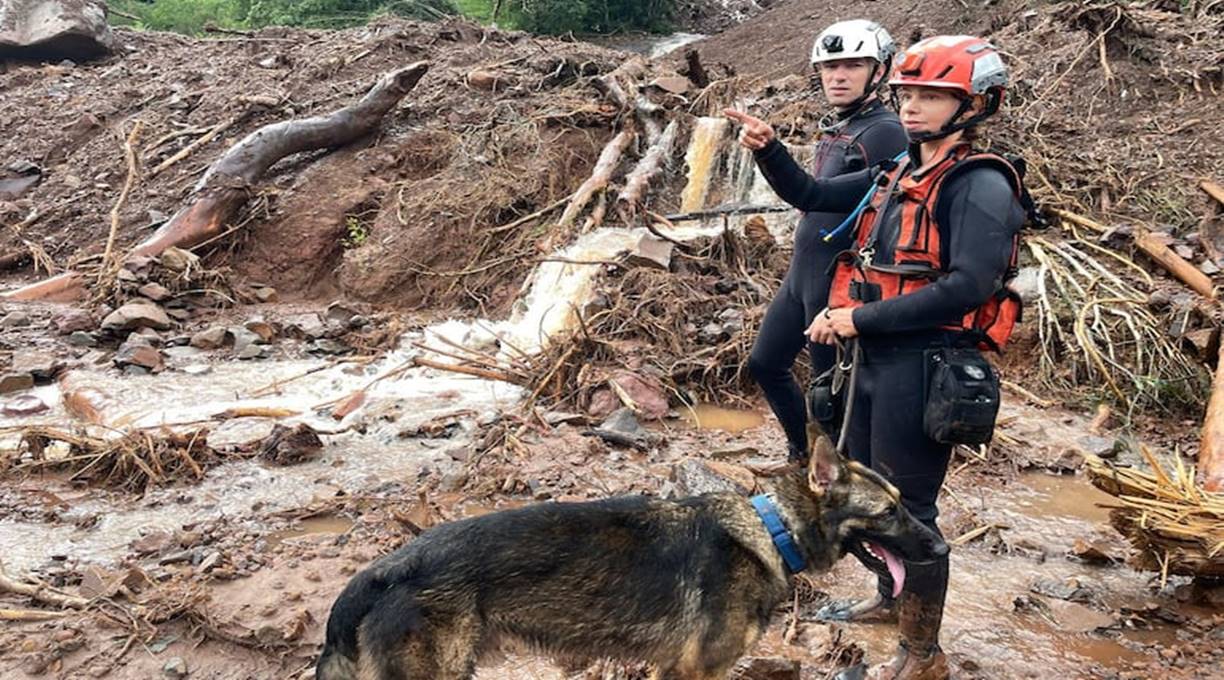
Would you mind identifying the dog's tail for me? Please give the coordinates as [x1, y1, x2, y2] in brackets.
[317, 572, 425, 680]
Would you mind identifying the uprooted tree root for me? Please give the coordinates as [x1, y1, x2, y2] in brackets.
[1025, 231, 1209, 414]
[1, 422, 326, 493]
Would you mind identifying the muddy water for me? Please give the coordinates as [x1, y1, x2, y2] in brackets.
[680, 403, 765, 433]
[266, 515, 355, 547]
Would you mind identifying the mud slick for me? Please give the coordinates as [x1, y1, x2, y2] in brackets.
[2, 1, 1224, 679]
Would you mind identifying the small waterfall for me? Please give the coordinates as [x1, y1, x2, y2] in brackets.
[679, 117, 730, 212]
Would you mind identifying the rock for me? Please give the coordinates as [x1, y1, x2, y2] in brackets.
[181, 364, 212, 376]
[137, 282, 172, 302]
[1030, 577, 1096, 604]
[649, 74, 693, 95]
[1072, 538, 1122, 565]
[190, 326, 230, 350]
[230, 326, 263, 352]
[308, 338, 352, 355]
[131, 530, 174, 556]
[159, 247, 199, 273]
[731, 656, 800, 680]
[0, 372, 35, 394]
[1009, 266, 1043, 303]
[1181, 327, 1221, 363]
[324, 302, 358, 325]
[114, 339, 164, 373]
[1075, 435, 1117, 458]
[3, 394, 48, 415]
[1201, 259, 1221, 276]
[197, 551, 222, 573]
[285, 312, 326, 339]
[162, 656, 188, 678]
[51, 309, 93, 334]
[674, 458, 756, 496]
[236, 344, 266, 360]
[135, 327, 162, 343]
[253, 286, 279, 303]
[66, 330, 97, 347]
[101, 300, 172, 332]
[0, 312, 31, 328]
[465, 69, 502, 91]
[244, 318, 276, 342]
[625, 234, 674, 270]
[259, 423, 324, 465]
[1046, 449, 1084, 473]
[698, 321, 729, 345]
[0, 162, 41, 199]
[13, 349, 65, 384]
[587, 369, 669, 420]
[1047, 599, 1116, 633]
[0, 0, 117, 61]
[166, 308, 193, 322]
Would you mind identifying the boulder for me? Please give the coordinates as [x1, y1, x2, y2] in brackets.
[101, 300, 172, 332]
[0, 0, 116, 61]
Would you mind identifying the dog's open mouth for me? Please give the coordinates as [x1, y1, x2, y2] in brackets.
[864, 541, 905, 597]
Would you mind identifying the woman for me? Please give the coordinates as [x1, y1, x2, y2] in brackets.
[728, 35, 1026, 680]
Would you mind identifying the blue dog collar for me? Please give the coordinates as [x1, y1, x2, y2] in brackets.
[751, 494, 806, 573]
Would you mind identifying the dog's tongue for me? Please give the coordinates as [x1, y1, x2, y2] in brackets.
[867, 541, 906, 598]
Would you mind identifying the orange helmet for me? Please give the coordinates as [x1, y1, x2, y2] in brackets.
[889, 35, 1008, 140]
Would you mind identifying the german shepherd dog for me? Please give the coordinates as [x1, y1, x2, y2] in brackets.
[316, 429, 946, 679]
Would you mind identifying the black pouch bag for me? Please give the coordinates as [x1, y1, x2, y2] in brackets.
[806, 367, 844, 436]
[923, 348, 1000, 445]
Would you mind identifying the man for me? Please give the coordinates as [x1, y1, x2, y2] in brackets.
[727, 20, 907, 466]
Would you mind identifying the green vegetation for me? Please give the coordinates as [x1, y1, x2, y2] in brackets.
[109, 0, 674, 36]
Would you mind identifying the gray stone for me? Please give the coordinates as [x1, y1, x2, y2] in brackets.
[308, 338, 352, 355]
[162, 656, 188, 678]
[0, 312, 31, 328]
[229, 327, 262, 354]
[673, 458, 755, 496]
[285, 313, 326, 339]
[2, 394, 47, 415]
[101, 300, 172, 332]
[253, 286, 279, 303]
[0, 0, 117, 61]
[66, 331, 96, 347]
[236, 344, 266, 360]
[181, 364, 212, 376]
[325, 302, 358, 325]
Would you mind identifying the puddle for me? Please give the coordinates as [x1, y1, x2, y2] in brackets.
[680, 403, 764, 433]
[266, 515, 354, 547]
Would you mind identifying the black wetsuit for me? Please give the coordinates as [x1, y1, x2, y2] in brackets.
[755, 137, 1024, 608]
[746, 100, 907, 459]
[752, 138, 1025, 528]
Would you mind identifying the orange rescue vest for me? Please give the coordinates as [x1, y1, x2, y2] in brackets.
[828, 143, 1023, 351]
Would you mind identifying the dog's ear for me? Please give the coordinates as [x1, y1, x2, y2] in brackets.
[806, 430, 843, 497]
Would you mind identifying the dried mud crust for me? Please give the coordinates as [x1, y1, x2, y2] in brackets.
[0, 17, 623, 312]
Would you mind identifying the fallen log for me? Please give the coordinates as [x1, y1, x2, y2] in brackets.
[1, 62, 430, 302]
[617, 119, 679, 220]
[1053, 208, 1217, 299]
[1201, 352, 1224, 492]
[1203, 180, 1224, 208]
[556, 130, 633, 230]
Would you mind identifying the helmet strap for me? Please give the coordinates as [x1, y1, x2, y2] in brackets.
[906, 90, 1002, 144]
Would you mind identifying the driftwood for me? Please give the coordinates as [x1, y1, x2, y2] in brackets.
[556, 131, 634, 230]
[1203, 180, 1224, 208]
[1054, 209, 1216, 299]
[0, 561, 90, 610]
[617, 120, 679, 220]
[2, 63, 430, 302]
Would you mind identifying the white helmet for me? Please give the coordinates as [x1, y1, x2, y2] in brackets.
[811, 19, 897, 66]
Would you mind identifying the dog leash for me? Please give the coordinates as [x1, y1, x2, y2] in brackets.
[832, 337, 862, 455]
